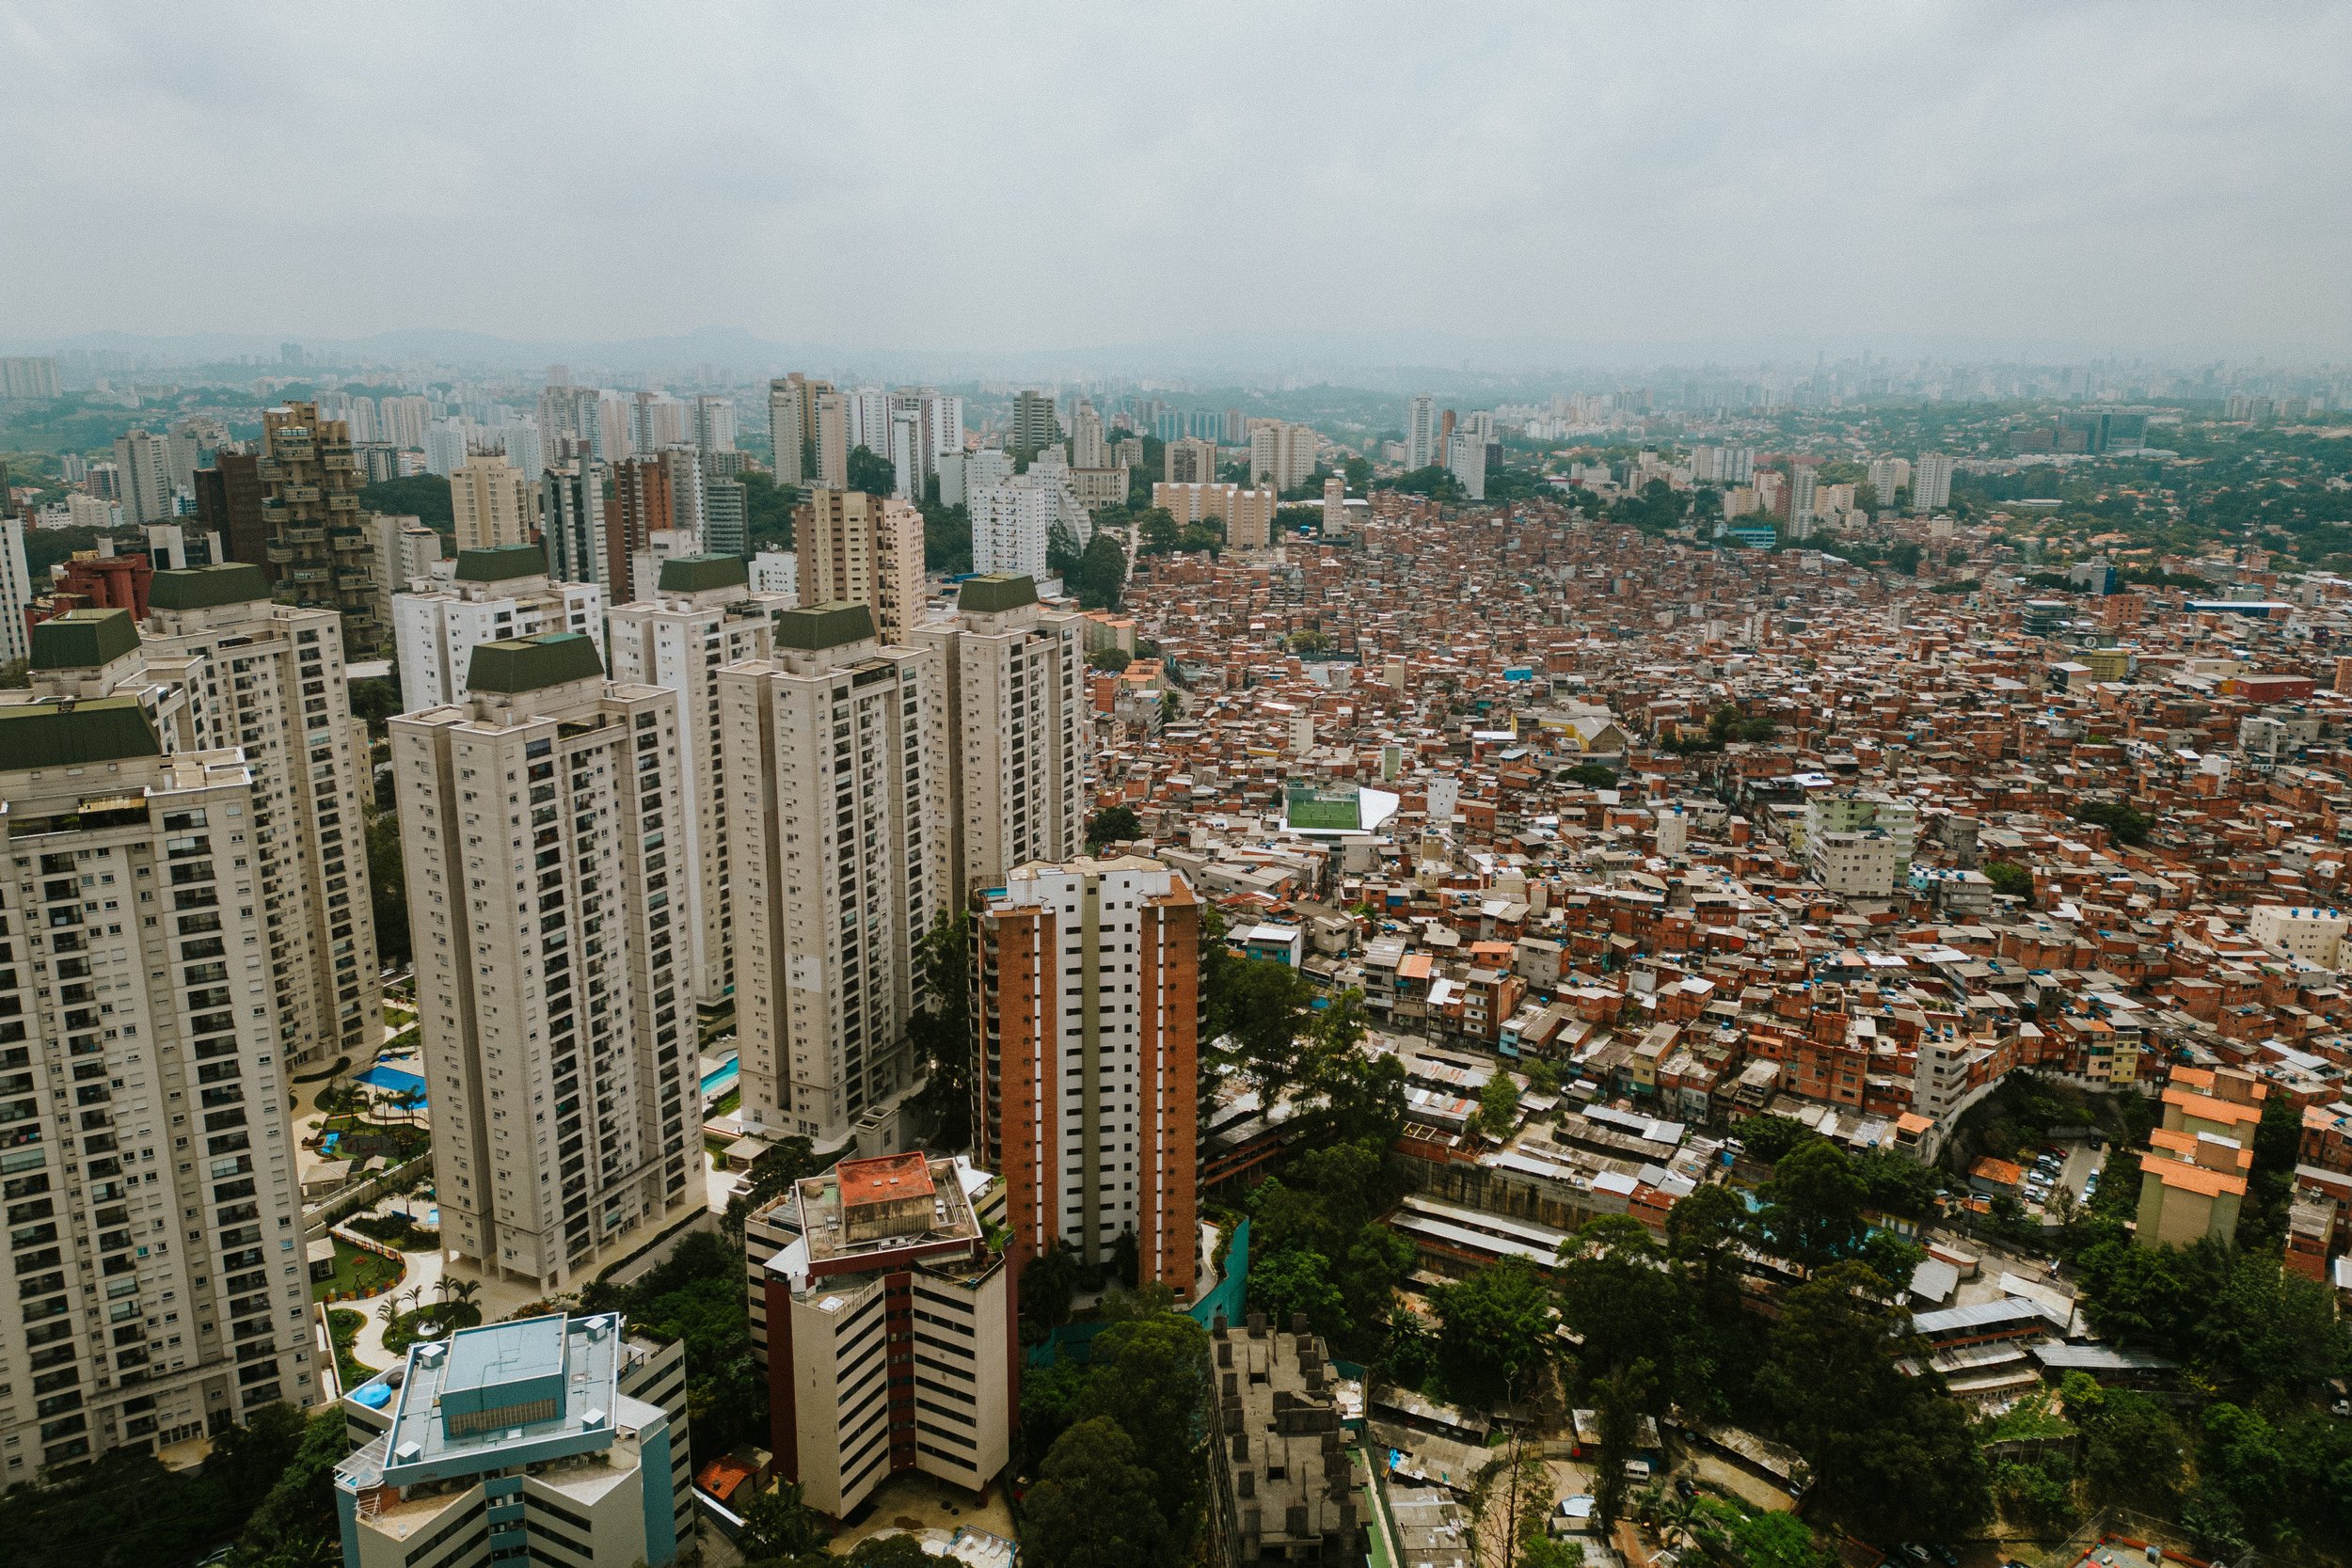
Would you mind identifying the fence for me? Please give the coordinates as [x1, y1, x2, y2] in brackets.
[303, 1150, 435, 1242]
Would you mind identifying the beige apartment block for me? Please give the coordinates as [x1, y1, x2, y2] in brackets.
[814, 390, 849, 489]
[391, 632, 701, 1290]
[449, 452, 537, 551]
[604, 554, 796, 1006]
[722, 604, 946, 1151]
[0, 661, 319, 1470]
[909, 573, 1086, 898]
[1248, 420, 1318, 493]
[793, 487, 926, 645]
[141, 566, 382, 1065]
[1164, 436, 1218, 484]
[1152, 481, 1279, 550]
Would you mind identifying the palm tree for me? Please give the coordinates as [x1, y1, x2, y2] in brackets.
[1651, 1493, 1700, 1552]
[446, 1278, 481, 1307]
[375, 1296, 400, 1329]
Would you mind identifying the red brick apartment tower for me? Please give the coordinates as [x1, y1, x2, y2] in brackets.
[975, 857, 1200, 1296]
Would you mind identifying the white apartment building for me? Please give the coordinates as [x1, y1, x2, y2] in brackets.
[1248, 420, 1318, 493]
[1445, 430, 1486, 501]
[970, 468, 1088, 583]
[702, 476, 746, 559]
[909, 574, 1086, 898]
[722, 604, 946, 1151]
[394, 545, 603, 710]
[1807, 830, 1901, 897]
[846, 387, 891, 456]
[2248, 904, 2348, 969]
[113, 428, 176, 525]
[0, 657, 319, 1470]
[450, 454, 536, 552]
[756, 1155, 1011, 1519]
[424, 421, 470, 478]
[938, 448, 1012, 509]
[1867, 455, 1911, 505]
[141, 567, 383, 1066]
[1800, 791, 1918, 870]
[1406, 394, 1438, 470]
[498, 419, 543, 484]
[391, 631, 701, 1289]
[750, 549, 799, 600]
[380, 515, 442, 590]
[631, 392, 687, 456]
[1913, 451, 1954, 513]
[691, 392, 735, 455]
[605, 555, 795, 1007]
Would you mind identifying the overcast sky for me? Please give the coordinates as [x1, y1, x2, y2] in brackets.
[4, 2, 2348, 361]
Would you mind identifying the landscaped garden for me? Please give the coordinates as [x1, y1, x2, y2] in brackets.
[347, 1210, 441, 1252]
[311, 1237, 404, 1302]
[377, 1281, 485, 1353]
[327, 1307, 373, 1389]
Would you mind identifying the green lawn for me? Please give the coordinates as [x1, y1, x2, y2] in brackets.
[311, 1237, 405, 1302]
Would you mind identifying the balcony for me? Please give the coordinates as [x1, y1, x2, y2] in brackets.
[330, 529, 370, 552]
[283, 526, 324, 546]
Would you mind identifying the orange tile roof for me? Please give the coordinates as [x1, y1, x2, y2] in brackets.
[2161, 1087, 2263, 1127]
[696, 1455, 756, 1503]
[836, 1151, 934, 1206]
[2141, 1154, 2247, 1197]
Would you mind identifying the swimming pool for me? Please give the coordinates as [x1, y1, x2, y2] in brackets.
[700, 1055, 739, 1099]
[358, 1065, 427, 1104]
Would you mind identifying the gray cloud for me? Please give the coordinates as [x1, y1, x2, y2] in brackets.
[2, 1, 2346, 358]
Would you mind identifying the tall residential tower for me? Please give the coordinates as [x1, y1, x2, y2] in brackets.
[722, 605, 946, 1150]
[974, 857, 1200, 1294]
[391, 632, 701, 1289]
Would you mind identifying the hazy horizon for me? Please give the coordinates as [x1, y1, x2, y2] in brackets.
[5, 4, 2349, 365]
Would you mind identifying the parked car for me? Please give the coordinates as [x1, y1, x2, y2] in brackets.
[1676, 1477, 1699, 1501]
[1931, 1544, 1962, 1567]
[1898, 1544, 1931, 1567]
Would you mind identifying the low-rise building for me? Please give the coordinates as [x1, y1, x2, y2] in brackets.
[334, 1314, 690, 1568]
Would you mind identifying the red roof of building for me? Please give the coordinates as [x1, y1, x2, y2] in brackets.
[836, 1151, 934, 1206]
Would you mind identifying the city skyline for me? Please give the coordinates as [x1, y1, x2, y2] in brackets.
[4, 6, 2349, 359]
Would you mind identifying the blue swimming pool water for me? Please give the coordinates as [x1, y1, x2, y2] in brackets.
[701, 1056, 739, 1098]
[358, 1065, 427, 1102]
